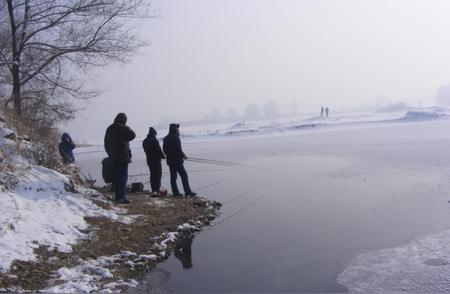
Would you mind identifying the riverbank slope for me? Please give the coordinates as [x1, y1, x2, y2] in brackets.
[0, 112, 221, 292]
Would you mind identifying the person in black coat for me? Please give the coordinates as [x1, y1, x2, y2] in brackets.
[143, 127, 166, 194]
[163, 123, 197, 197]
[59, 133, 76, 164]
[104, 113, 136, 203]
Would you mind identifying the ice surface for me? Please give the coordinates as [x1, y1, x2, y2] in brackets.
[338, 229, 450, 292]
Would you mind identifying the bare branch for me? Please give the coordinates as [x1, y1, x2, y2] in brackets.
[0, 0, 154, 124]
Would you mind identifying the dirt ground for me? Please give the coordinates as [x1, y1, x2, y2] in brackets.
[0, 191, 221, 292]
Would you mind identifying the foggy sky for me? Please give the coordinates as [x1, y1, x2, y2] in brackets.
[67, 0, 450, 141]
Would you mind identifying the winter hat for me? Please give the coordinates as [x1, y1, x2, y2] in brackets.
[168, 123, 179, 134]
[148, 127, 157, 136]
[169, 123, 179, 130]
[114, 113, 127, 125]
[61, 132, 72, 142]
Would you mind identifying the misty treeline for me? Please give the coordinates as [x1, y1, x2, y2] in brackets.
[0, 0, 152, 129]
[204, 100, 300, 123]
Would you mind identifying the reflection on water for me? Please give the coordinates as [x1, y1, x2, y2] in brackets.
[132, 237, 195, 294]
[136, 268, 171, 294]
[174, 237, 194, 269]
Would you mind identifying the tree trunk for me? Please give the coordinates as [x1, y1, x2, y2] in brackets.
[12, 65, 21, 115]
[6, 0, 21, 116]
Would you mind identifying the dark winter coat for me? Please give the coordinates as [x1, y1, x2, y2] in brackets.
[59, 133, 76, 164]
[101, 157, 114, 183]
[163, 124, 185, 165]
[104, 113, 136, 164]
[143, 128, 165, 164]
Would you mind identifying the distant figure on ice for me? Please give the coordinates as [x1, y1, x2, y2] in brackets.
[325, 107, 330, 117]
[59, 133, 76, 164]
[104, 113, 136, 204]
[320, 106, 324, 117]
[163, 123, 197, 197]
[143, 127, 166, 195]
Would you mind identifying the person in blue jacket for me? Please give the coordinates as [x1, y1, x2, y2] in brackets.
[59, 133, 76, 164]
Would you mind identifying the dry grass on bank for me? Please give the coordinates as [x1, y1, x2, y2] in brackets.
[0, 192, 221, 291]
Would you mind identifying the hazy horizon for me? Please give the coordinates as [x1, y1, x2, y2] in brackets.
[67, 0, 450, 141]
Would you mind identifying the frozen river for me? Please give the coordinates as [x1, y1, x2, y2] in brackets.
[76, 119, 450, 293]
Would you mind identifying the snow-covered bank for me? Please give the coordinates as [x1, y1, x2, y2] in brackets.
[0, 112, 221, 292]
[0, 166, 132, 272]
[42, 196, 220, 293]
[0, 115, 131, 273]
[181, 108, 449, 141]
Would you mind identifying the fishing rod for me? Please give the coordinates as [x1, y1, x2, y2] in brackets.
[186, 159, 238, 168]
[75, 145, 150, 155]
[188, 157, 257, 168]
[128, 172, 150, 178]
[128, 172, 170, 180]
[128, 169, 223, 180]
[187, 157, 261, 169]
[186, 169, 224, 173]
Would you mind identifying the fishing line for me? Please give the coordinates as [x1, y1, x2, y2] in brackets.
[192, 178, 229, 192]
[188, 157, 240, 165]
[222, 192, 246, 206]
[187, 157, 261, 169]
[186, 159, 239, 168]
[75, 149, 259, 169]
[205, 195, 266, 229]
[129, 169, 220, 178]
[128, 172, 170, 181]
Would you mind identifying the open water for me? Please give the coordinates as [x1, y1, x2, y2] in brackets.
[77, 120, 450, 293]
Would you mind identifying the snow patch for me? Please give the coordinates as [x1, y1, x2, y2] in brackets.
[44, 255, 142, 293]
[0, 162, 132, 272]
[177, 223, 201, 232]
[400, 111, 448, 121]
[44, 199, 219, 291]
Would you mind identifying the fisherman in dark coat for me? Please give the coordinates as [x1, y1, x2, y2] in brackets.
[104, 113, 136, 204]
[143, 127, 166, 194]
[58, 133, 76, 164]
[162, 123, 197, 197]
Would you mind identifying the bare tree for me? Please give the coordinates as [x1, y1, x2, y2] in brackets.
[0, 0, 152, 124]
